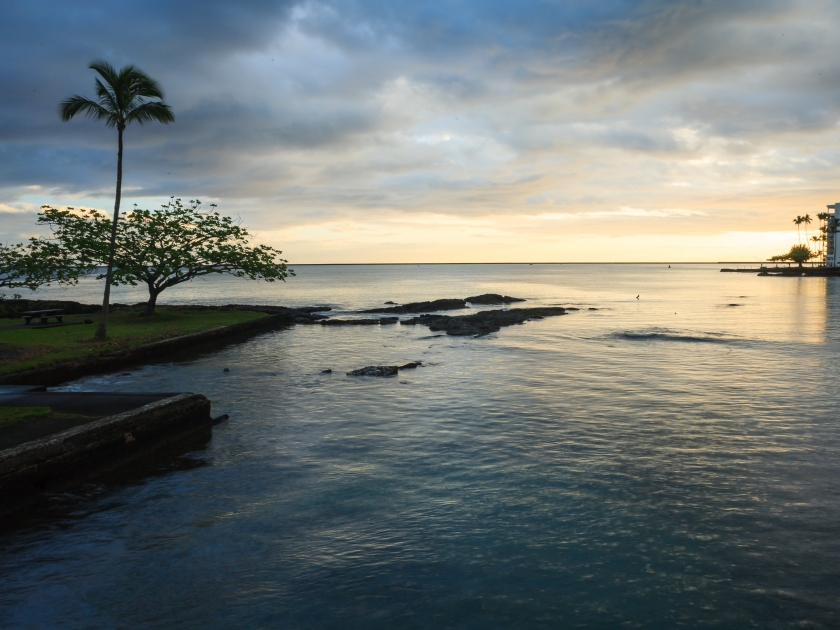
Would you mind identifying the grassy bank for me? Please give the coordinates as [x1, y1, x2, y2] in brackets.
[0, 406, 51, 428]
[0, 307, 266, 376]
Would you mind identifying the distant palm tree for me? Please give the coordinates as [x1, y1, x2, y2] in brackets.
[811, 235, 823, 261]
[803, 214, 812, 243]
[60, 61, 174, 339]
[793, 215, 804, 243]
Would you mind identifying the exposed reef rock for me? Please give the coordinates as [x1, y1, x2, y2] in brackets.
[403, 307, 566, 337]
[347, 366, 398, 376]
[464, 294, 526, 304]
[320, 317, 398, 326]
[347, 361, 422, 377]
[362, 298, 467, 314]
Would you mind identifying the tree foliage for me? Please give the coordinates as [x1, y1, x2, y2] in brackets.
[0, 243, 26, 289]
[37, 199, 293, 314]
[769, 244, 815, 267]
[1, 239, 92, 291]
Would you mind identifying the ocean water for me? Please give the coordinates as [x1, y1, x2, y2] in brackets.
[2, 264, 839, 629]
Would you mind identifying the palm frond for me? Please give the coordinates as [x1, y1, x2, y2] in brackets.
[93, 77, 118, 112]
[131, 74, 165, 100]
[64, 60, 172, 128]
[58, 95, 115, 124]
[125, 101, 174, 125]
[89, 60, 119, 88]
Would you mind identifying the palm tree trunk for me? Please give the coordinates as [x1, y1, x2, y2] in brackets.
[94, 125, 123, 340]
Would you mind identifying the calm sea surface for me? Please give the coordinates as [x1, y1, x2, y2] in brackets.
[2, 264, 839, 628]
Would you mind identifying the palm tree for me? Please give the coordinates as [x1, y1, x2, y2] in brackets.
[793, 215, 804, 243]
[811, 235, 823, 262]
[60, 61, 174, 339]
[803, 214, 812, 243]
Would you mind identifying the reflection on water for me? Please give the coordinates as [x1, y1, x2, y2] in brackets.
[2, 265, 840, 628]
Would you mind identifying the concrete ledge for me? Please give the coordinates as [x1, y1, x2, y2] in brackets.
[0, 393, 212, 512]
[0, 311, 294, 386]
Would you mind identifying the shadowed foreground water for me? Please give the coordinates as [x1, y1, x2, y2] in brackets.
[2, 265, 839, 628]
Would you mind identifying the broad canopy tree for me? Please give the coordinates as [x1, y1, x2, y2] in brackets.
[37, 199, 293, 314]
[769, 244, 815, 267]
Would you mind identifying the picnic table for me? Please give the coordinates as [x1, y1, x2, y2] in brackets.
[21, 309, 65, 325]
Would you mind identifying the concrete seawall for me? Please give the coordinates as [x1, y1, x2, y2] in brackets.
[0, 311, 295, 387]
[0, 393, 212, 514]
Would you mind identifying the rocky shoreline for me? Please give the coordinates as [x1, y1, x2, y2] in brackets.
[0, 295, 571, 384]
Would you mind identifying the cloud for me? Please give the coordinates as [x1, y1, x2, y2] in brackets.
[1, 0, 839, 259]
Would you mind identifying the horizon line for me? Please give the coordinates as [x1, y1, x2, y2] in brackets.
[283, 261, 777, 266]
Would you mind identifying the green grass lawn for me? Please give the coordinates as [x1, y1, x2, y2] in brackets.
[0, 307, 266, 376]
[0, 406, 51, 428]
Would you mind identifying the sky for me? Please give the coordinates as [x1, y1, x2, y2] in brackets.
[1, 0, 839, 263]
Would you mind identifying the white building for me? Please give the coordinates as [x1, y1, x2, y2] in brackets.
[828, 203, 840, 267]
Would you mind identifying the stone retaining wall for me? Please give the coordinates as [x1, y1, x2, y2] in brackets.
[0, 393, 212, 514]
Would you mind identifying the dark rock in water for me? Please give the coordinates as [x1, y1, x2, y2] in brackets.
[398, 362, 422, 370]
[362, 298, 467, 314]
[464, 294, 526, 304]
[347, 365, 398, 377]
[320, 318, 397, 326]
[588, 307, 599, 311]
[384, 301, 397, 304]
[223, 368, 230, 372]
[726, 303, 742, 307]
[295, 316, 317, 324]
[403, 306, 566, 337]
[321, 369, 332, 373]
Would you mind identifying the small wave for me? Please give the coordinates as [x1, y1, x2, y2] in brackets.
[610, 329, 735, 344]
